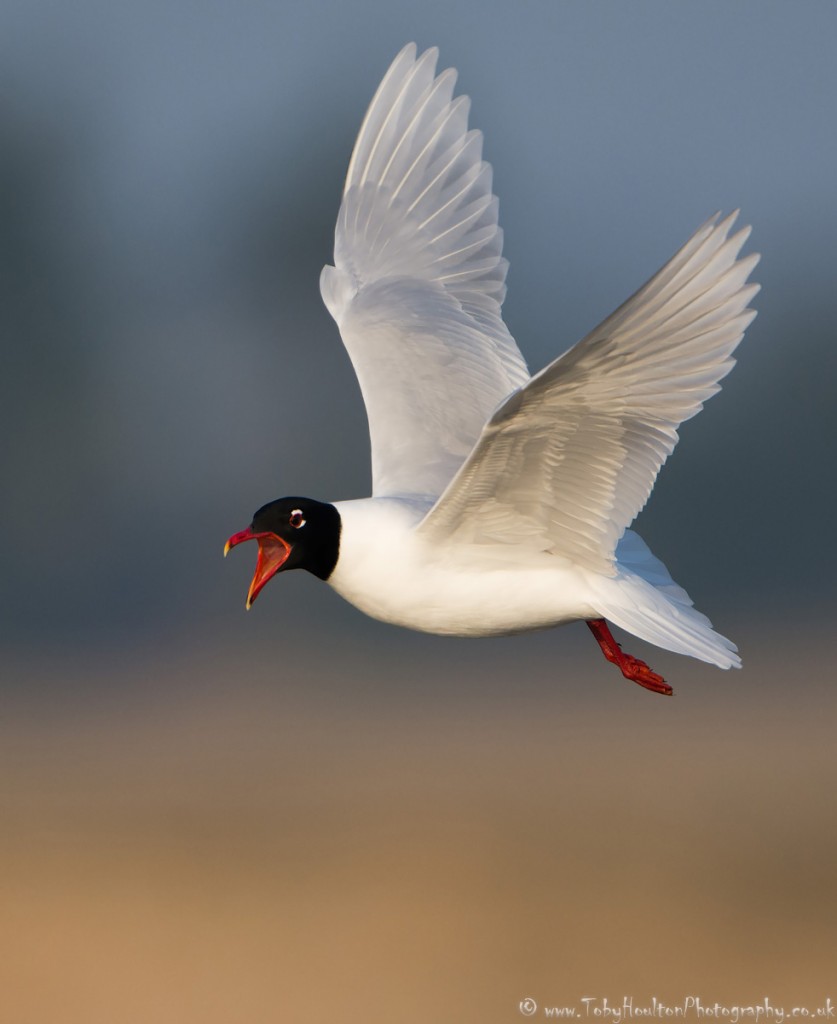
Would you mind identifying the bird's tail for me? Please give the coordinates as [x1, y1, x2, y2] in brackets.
[591, 530, 740, 669]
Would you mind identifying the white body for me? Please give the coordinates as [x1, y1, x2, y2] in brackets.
[329, 499, 739, 670]
[330, 497, 597, 636]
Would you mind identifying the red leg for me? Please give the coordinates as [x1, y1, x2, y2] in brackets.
[586, 619, 673, 696]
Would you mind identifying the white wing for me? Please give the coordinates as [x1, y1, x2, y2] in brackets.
[418, 212, 760, 573]
[320, 43, 529, 500]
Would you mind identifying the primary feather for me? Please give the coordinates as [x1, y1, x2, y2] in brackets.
[418, 213, 760, 575]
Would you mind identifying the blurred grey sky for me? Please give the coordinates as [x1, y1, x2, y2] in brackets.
[2, 0, 836, 659]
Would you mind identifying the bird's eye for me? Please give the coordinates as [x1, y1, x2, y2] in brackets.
[289, 509, 306, 529]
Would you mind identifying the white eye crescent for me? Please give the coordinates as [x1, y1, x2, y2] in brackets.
[289, 509, 306, 528]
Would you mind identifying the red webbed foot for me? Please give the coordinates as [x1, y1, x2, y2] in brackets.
[586, 618, 674, 696]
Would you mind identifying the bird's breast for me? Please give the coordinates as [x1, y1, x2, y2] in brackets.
[328, 498, 597, 637]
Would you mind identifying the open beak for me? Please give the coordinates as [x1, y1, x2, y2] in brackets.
[224, 527, 292, 608]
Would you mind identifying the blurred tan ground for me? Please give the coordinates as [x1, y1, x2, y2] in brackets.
[1, 619, 835, 1023]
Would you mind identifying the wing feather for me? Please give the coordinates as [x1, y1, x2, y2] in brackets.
[321, 44, 528, 499]
[417, 213, 760, 572]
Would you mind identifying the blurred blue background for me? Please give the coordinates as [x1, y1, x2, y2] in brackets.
[3, 0, 834, 656]
[2, 5, 836, 1021]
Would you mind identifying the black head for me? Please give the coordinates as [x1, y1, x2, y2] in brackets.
[225, 497, 341, 608]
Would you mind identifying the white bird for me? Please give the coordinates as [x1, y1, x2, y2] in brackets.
[225, 43, 759, 696]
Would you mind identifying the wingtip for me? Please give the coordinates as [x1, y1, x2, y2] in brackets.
[394, 42, 442, 77]
[419, 43, 439, 66]
[397, 41, 418, 62]
[717, 209, 740, 236]
[701, 209, 742, 239]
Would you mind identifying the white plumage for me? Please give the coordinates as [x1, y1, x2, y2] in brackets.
[317, 44, 758, 678]
[231, 43, 760, 694]
[320, 43, 527, 499]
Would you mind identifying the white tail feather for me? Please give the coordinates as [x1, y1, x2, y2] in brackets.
[592, 532, 741, 669]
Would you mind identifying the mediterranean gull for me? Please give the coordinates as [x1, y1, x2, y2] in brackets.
[225, 44, 759, 696]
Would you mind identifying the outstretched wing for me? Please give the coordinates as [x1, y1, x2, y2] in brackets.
[417, 212, 760, 573]
[320, 44, 529, 500]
